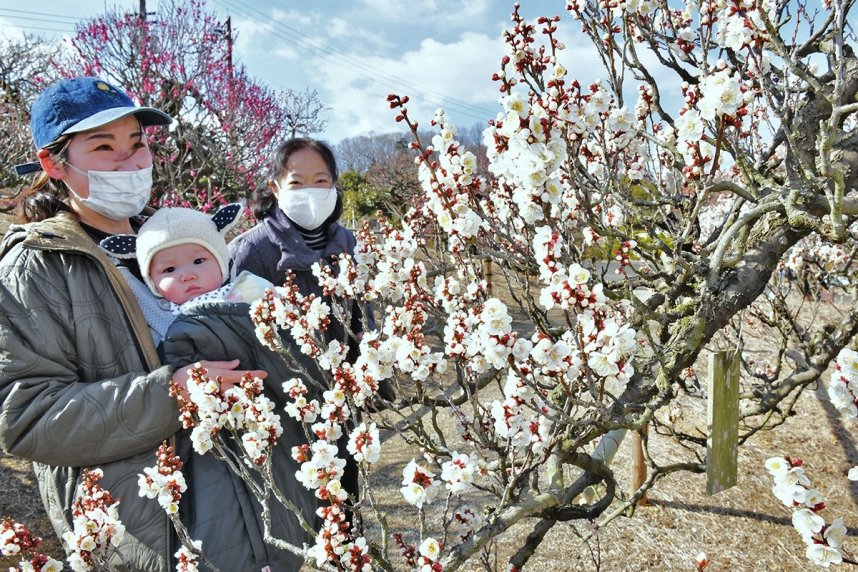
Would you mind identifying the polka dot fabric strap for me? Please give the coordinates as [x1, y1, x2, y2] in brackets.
[99, 234, 138, 259]
[211, 203, 243, 233]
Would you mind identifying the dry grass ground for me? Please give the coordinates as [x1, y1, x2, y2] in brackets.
[3, 376, 854, 571]
[0, 209, 855, 570]
[362, 376, 857, 572]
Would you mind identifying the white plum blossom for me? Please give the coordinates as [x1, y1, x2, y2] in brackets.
[719, 12, 754, 51]
[481, 298, 513, 335]
[175, 541, 203, 572]
[138, 465, 187, 514]
[440, 452, 478, 494]
[764, 456, 790, 477]
[806, 543, 843, 567]
[824, 519, 847, 549]
[792, 509, 825, 541]
[296, 440, 346, 492]
[765, 456, 848, 567]
[347, 422, 382, 464]
[62, 470, 126, 572]
[698, 67, 744, 120]
[490, 371, 552, 455]
[829, 347, 858, 418]
[419, 537, 442, 561]
[318, 340, 347, 371]
[400, 460, 441, 508]
[675, 110, 704, 142]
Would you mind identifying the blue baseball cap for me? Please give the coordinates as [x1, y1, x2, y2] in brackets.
[30, 76, 173, 150]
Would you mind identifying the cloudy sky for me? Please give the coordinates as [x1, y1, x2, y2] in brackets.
[0, 0, 611, 143]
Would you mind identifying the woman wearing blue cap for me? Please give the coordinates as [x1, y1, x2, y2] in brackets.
[0, 78, 273, 571]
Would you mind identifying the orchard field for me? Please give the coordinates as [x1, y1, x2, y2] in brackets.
[1, 210, 855, 571]
[2, 0, 858, 569]
[1, 310, 854, 571]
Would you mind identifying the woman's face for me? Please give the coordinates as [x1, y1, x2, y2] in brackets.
[274, 147, 334, 194]
[61, 115, 153, 199]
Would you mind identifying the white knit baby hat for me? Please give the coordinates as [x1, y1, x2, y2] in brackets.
[100, 203, 243, 296]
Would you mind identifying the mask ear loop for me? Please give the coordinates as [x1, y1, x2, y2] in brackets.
[62, 160, 89, 178]
[54, 159, 90, 202]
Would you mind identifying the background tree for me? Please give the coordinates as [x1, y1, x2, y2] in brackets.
[336, 132, 410, 172]
[279, 87, 328, 139]
[335, 129, 491, 221]
[338, 170, 389, 228]
[3, 0, 326, 211]
[0, 34, 59, 195]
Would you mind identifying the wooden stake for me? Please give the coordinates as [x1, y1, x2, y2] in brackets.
[631, 424, 649, 505]
[706, 350, 740, 494]
[482, 259, 493, 295]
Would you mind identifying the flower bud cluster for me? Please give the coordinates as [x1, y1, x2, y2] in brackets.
[829, 347, 858, 419]
[1, 518, 63, 572]
[138, 442, 187, 514]
[62, 469, 126, 572]
[347, 422, 382, 464]
[443, 297, 519, 374]
[714, 0, 773, 51]
[178, 365, 283, 465]
[250, 280, 330, 358]
[296, 434, 367, 569]
[490, 370, 553, 455]
[281, 375, 375, 571]
[401, 110, 486, 254]
[765, 456, 848, 567]
[175, 541, 203, 572]
[483, 91, 568, 227]
[282, 377, 321, 423]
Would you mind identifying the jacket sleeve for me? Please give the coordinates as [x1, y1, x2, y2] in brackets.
[163, 304, 326, 400]
[0, 247, 181, 467]
[162, 306, 254, 369]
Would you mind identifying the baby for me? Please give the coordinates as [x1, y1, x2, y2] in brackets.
[101, 203, 321, 569]
[103, 203, 273, 313]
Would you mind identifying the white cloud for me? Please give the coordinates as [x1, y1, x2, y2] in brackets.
[354, 0, 493, 28]
[328, 17, 393, 50]
[232, 8, 323, 63]
[314, 31, 504, 141]
[231, 15, 279, 58]
[270, 8, 315, 28]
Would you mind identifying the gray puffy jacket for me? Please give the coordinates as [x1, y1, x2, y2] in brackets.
[0, 212, 180, 571]
[162, 301, 322, 571]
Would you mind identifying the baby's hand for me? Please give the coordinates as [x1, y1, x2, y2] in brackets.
[170, 359, 268, 400]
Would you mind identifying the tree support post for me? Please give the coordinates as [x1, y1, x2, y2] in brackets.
[706, 350, 740, 494]
[630, 424, 649, 505]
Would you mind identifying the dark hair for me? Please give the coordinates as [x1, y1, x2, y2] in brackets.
[16, 135, 74, 223]
[252, 137, 341, 221]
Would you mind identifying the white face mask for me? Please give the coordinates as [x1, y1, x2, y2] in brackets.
[65, 163, 153, 220]
[275, 183, 337, 231]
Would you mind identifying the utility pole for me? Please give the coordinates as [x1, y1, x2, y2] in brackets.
[224, 17, 233, 79]
[138, 0, 155, 21]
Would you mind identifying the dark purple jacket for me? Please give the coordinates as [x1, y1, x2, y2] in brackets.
[229, 207, 375, 350]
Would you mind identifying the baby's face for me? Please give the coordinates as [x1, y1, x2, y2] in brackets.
[150, 243, 223, 304]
